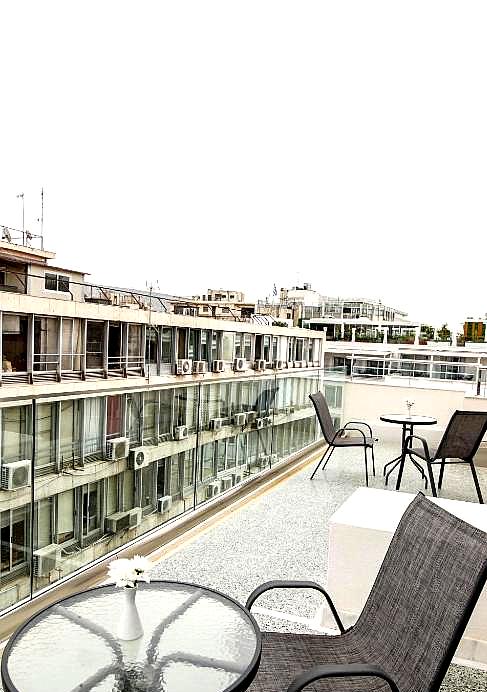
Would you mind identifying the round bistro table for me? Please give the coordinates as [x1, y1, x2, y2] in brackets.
[1, 581, 262, 692]
[380, 414, 437, 491]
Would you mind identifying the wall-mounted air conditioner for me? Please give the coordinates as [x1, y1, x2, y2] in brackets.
[193, 360, 207, 374]
[1, 460, 31, 491]
[245, 411, 257, 423]
[174, 425, 189, 440]
[285, 405, 295, 415]
[105, 511, 131, 534]
[253, 359, 266, 371]
[158, 433, 171, 443]
[33, 544, 61, 577]
[221, 477, 233, 491]
[258, 454, 269, 468]
[128, 447, 151, 470]
[293, 360, 303, 368]
[212, 360, 225, 373]
[233, 357, 245, 372]
[273, 359, 285, 370]
[210, 418, 224, 431]
[264, 416, 273, 426]
[206, 481, 220, 499]
[105, 437, 129, 461]
[270, 453, 278, 464]
[254, 418, 265, 430]
[231, 472, 243, 486]
[233, 412, 247, 426]
[129, 507, 142, 528]
[157, 495, 172, 513]
[175, 359, 193, 375]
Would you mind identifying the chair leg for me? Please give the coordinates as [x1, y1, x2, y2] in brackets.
[364, 446, 369, 487]
[371, 445, 376, 476]
[438, 458, 446, 490]
[322, 445, 335, 469]
[426, 461, 438, 497]
[310, 446, 331, 480]
[469, 461, 484, 504]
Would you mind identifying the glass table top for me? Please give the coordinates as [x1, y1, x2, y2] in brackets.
[2, 581, 261, 692]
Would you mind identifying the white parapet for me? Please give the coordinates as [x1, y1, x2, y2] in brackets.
[317, 487, 487, 667]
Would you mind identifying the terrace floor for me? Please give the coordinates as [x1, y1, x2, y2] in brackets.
[152, 441, 487, 691]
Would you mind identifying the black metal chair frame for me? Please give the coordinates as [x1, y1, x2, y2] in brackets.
[405, 410, 487, 504]
[309, 392, 376, 486]
[246, 494, 487, 692]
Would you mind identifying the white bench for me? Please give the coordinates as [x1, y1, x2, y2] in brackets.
[316, 487, 487, 667]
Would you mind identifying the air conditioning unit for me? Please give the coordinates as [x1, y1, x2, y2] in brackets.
[175, 359, 193, 375]
[231, 472, 243, 486]
[157, 495, 172, 513]
[105, 511, 131, 534]
[1, 460, 31, 491]
[193, 360, 207, 374]
[264, 416, 273, 426]
[285, 405, 296, 415]
[205, 481, 220, 499]
[233, 412, 247, 426]
[233, 357, 246, 372]
[174, 425, 189, 440]
[254, 418, 265, 430]
[258, 454, 269, 468]
[293, 360, 303, 368]
[270, 453, 278, 464]
[221, 477, 233, 491]
[129, 507, 142, 528]
[158, 432, 171, 443]
[210, 418, 224, 431]
[273, 359, 285, 369]
[105, 437, 129, 461]
[253, 359, 266, 371]
[212, 360, 225, 373]
[33, 544, 61, 577]
[128, 447, 150, 470]
[245, 411, 257, 423]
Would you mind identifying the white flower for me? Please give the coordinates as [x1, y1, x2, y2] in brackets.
[107, 556, 152, 588]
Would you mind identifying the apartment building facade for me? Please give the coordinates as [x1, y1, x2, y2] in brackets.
[0, 238, 338, 613]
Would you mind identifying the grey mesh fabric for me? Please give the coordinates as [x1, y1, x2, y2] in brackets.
[248, 494, 487, 692]
[309, 392, 373, 448]
[434, 411, 487, 460]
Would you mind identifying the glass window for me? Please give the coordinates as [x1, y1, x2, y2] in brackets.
[36, 402, 56, 470]
[183, 450, 194, 487]
[146, 326, 159, 374]
[127, 324, 142, 365]
[1, 506, 29, 574]
[201, 442, 215, 481]
[2, 405, 31, 464]
[36, 498, 52, 549]
[126, 393, 142, 444]
[34, 317, 59, 371]
[106, 395, 123, 440]
[222, 332, 234, 361]
[161, 328, 172, 364]
[141, 466, 154, 509]
[143, 391, 158, 443]
[59, 399, 81, 465]
[2, 313, 28, 373]
[105, 475, 118, 516]
[61, 318, 83, 371]
[234, 333, 242, 359]
[82, 483, 100, 535]
[86, 321, 104, 369]
[122, 470, 135, 511]
[84, 397, 103, 457]
[44, 273, 57, 291]
[56, 490, 74, 543]
[200, 331, 209, 362]
[262, 335, 271, 362]
[159, 388, 173, 436]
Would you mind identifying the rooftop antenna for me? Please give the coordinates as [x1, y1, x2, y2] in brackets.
[145, 280, 160, 384]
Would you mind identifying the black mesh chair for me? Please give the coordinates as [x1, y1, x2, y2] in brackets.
[309, 391, 376, 486]
[404, 410, 487, 503]
[246, 493, 487, 692]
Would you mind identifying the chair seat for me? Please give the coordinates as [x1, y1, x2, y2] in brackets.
[335, 436, 375, 448]
[407, 446, 437, 461]
[248, 631, 393, 692]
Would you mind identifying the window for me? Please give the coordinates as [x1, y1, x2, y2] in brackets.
[1, 506, 29, 574]
[106, 395, 123, 440]
[45, 273, 70, 292]
[221, 332, 234, 361]
[36, 402, 57, 471]
[1, 405, 31, 465]
[84, 397, 103, 457]
[161, 328, 172, 364]
[2, 313, 28, 372]
[56, 490, 74, 543]
[81, 483, 101, 536]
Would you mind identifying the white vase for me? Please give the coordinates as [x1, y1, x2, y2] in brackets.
[117, 586, 143, 640]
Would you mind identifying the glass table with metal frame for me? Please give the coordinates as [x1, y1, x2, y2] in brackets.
[1, 580, 262, 692]
[380, 413, 437, 490]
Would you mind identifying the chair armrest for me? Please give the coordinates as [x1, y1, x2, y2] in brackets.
[343, 420, 373, 437]
[405, 434, 430, 459]
[245, 580, 345, 633]
[286, 663, 399, 692]
[332, 427, 366, 445]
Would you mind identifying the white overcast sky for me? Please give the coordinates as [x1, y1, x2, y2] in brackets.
[0, 2, 486, 329]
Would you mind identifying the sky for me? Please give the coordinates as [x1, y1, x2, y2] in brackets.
[0, 2, 486, 330]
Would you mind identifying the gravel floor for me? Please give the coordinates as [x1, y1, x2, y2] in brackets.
[151, 441, 487, 691]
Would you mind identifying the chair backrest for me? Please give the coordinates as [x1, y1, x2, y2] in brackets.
[309, 392, 336, 444]
[354, 493, 487, 692]
[434, 410, 487, 461]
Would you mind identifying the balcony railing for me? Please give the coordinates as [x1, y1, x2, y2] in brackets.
[0, 368, 344, 617]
